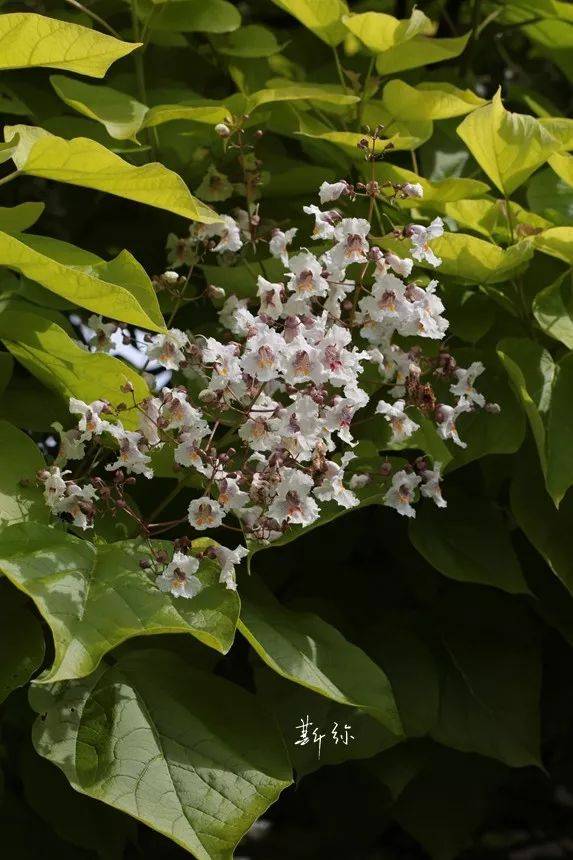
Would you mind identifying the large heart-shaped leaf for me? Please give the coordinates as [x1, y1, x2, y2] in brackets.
[31, 649, 292, 860]
[0, 419, 47, 526]
[0, 580, 45, 703]
[50, 75, 148, 142]
[271, 0, 348, 46]
[0, 13, 139, 77]
[4, 125, 217, 223]
[457, 89, 560, 195]
[0, 523, 240, 683]
[383, 80, 485, 121]
[239, 577, 402, 736]
[342, 9, 434, 53]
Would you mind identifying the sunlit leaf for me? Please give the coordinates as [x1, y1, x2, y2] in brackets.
[342, 8, 434, 53]
[0, 202, 44, 233]
[50, 75, 147, 142]
[535, 226, 573, 263]
[0, 420, 48, 527]
[271, 0, 349, 46]
[383, 80, 485, 121]
[376, 32, 470, 76]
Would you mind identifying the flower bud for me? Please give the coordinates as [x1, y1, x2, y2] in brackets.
[215, 122, 231, 138]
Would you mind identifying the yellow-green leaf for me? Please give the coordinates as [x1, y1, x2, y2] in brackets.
[0, 13, 139, 77]
[373, 163, 490, 206]
[4, 125, 218, 223]
[548, 151, 573, 187]
[533, 272, 573, 349]
[50, 75, 147, 142]
[376, 32, 470, 76]
[535, 227, 573, 263]
[457, 89, 560, 196]
[0, 202, 44, 234]
[0, 420, 48, 527]
[0, 304, 149, 425]
[0, 231, 165, 331]
[342, 9, 434, 53]
[539, 116, 573, 150]
[382, 80, 486, 121]
[444, 198, 550, 239]
[245, 83, 359, 112]
[271, 0, 349, 46]
[142, 103, 230, 130]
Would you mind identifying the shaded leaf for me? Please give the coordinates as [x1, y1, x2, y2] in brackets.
[0, 580, 45, 703]
[0, 419, 47, 527]
[50, 75, 148, 142]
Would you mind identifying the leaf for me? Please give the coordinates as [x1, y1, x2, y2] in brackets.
[535, 226, 573, 263]
[245, 82, 359, 112]
[50, 75, 148, 142]
[383, 81, 486, 121]
[0, 132, 21, 166]
[377, 232, 533, 284]
[0, 352, 13, 396]
[527, 166, 573, 224]
[0, 13, 139, 77]
[270, 0, 349, 46]
[31, 649, 292, 860]
[4, 125, 218, 224]
[0, 305, 149, 428]
[457, 89, 560, 196]
[142, 103, 230, 129]
[533, 271, 573, 348]
[0, 230, 165, 331]
[409, 488, 528, 594]
[0, 420, 48, 527]
[212, 25, 284, 58]
[342, 9, 434, 53]
[376, 32, 470, 76]
[0, 581, 45, 703]
[497, 337, 555, 476]
[238, 577, 402, 736]
[144, 0, 241, 33]
[0, 202, 44, 233]
[548, 151, 573, 186]
[546, 351, 573, 506]
[512, 453, 573, 596]
[374, 163, 490, 207]
[444, 198, 550, 240]
[0, 524, 240, 683]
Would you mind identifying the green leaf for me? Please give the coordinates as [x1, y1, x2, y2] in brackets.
[50, 75, 147, 142]
[0, 305, 149, 428]
[0, 420, 48, 527]
[535, 226, 573, 263]
[377, 232, 533, 284]
[0, 581, 45, 703]
[0, 351, 13, 396]
[0, 202, 44, 233]
[444, 198, 550, 240]
[0, 524, 240, 683]
[512, 453, 573, 596]
[374, 163, 490, 207]
[457, 89, 560, 196]
[4, 125, 218, 224]
[527, 166, 573, 224]
[342, 8, 434, 53]
[533, 272, 573, 348]
[31, 649, 292, 860]
[0, 13, 139, 77]
[271, 0, 349, 46]
[497, 337, 555, 476]
[142, 103, 230, 129]
[239, 577, 403, 736]
[143, 0, 241, 33]
[212, 25, 284, 58]
[546, 351, 573, 506]
[0, 132, 21, 166]
[245, 82, 359, 112]
[0, 230, 165, 331]
[409, 488, 528, 594]
[383, 80, 486, 121]
[376, 32, 470, 76]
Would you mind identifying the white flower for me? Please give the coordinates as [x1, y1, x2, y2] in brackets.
[268, 467, 319, 526]
[42, 466, 68, 506]
[196, 215, 242, 253]
[87, 314, 119, 353]
[217, 478, 249, 512]
[162, 389, 208, 437]
[319, 325, 366, 388]
[436, 399, 473, 448]
[384, 469, 421, 518]
[241, 329, 286, 382]
[53, 482, 98, 530]
[256, 276, 284, 320]
[313, 460, 359, 509]
[277, 395, 323, 460]
[147, 328, 189, 370]
[69, 398, 111, 440]
[202, 338, 243, 390]
[403, 182, 424, 199]
[106, 428, 153, 478]
[319, 180, 349, 204]
[138, 397, 162, 447]
[188, 496, 224, 530]
[376, 399, 420, 443]
[156, 552, 202, 599]
[53, 424, 86, 463]
[409, 217, 444, 267]
[450, 361, 485, 407]
[303, 204, 338, 240]
[269, 227, 297, 265]
[211, 544, 249, 590]
[420, 463, 447, 508]
[286, 251, 329, 299]
[281, 335, 325, 386]
[238, 395, 281, 451]
[385, 252, 413, 278]
[219, 295, 253, 336]
[330, 218, 370, 270]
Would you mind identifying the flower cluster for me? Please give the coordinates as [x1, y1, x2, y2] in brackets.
[38, 176, 496, 597]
